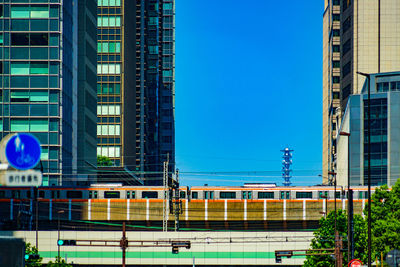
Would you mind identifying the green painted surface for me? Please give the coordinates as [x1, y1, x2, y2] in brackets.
[40, 251, 306, 259]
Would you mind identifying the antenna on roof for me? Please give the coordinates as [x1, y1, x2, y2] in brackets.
[281, 147, 293, 186]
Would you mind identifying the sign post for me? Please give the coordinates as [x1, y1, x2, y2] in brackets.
[0, 133, 42, 186]
[348, 259, 363, 267]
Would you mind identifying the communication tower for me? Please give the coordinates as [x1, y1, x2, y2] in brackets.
[281, 147, 293, 186]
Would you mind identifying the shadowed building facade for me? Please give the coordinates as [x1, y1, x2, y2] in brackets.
[97, 0, 175, 185]
[0, 0, 97, 186]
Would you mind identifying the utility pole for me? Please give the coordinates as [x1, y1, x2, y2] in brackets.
[120, 222, 127, 267]
[174, 169, 180, 231]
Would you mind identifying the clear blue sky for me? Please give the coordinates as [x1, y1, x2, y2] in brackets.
[175, 1, 324, 187]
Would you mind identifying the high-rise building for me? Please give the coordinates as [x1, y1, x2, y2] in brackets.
[0, 0, 97, 186]
[336, 72, 400, 187]
[97, 0, 175, 185]
[322, 0, 400, 184]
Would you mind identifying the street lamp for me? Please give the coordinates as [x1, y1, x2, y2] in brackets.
[328, 170, 338, 267]
[357, 71, 372, 267]
[339, 131, 353, 261]
[57, 210, 65, 259]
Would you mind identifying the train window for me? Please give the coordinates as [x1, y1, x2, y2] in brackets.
[296, 192, 313, 199]
[89, 191, 93, 199]
[94, 191, 98, 198]
[191, 191, 198, 199]
[27, 190, 31, 199]
[220, 192, 236, 199]
[39, 191, 45, 198]
[131, 191, 135, 199]
[319, 191, 328, 199]
[242, 191, 252, 199]
[51, 191, 55, 199]
[280, 191, 290, 199]
[0, 190, 5, 198]
[258, 192, 274, 199]
[142, 191, 158, 199]
[335, 192, 341, 199]
[104, 191, 120, 199]
[359, 191, 368, 199]
[66, 191, 82, 199]
[11, 190, 20, 199]
[127, 191, 130, 199]
[204, 191, 214, 200]
[180, 191, 186, 199]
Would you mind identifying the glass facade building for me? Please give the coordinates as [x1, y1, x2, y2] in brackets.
[0, 0, 97, 186]
[97, 0, 175, 185]
[336, 72, 400, 187]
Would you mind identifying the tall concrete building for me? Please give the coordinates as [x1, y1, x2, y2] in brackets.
[97, 0, 175, 185]
[0, 0, 97, 186]
[322, 0, 400, 184]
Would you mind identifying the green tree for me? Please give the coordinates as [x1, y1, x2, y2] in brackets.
[25, 243, 42, 267]
[97, 155, 112, 166]
[303, 209, 368, 267]
[46, 256, 72, 267]
[366, 179, 400, 262]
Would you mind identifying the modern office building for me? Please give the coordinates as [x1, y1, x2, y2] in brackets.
[322, 0, 400, 184]
[336, 72, 400, 187]
[0, 0, 97, 186]
[97, 0, 175, 185]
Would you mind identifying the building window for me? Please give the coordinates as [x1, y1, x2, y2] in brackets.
[98, 42, 121, 53]
[332, 61, 340, 68]
[191, 192, 198, 199]
[98, 0, 121, 7]
[10, 62, 49, 75]
[10, 119, 49, 132]
[332, 29, 340, 37]
[97, 64, 121, 74]
[97, 104, 121, 115]
[97, 16, 121, 27]
[163, 3, 173, 10]
[332, 14, 340, 21]
[332, 45, 340, 52]
[97, 124, 121, 136]
[332, 76, 340, 84]
[333, 92, 340, 99]
[11, 6, 49, 19]
[97, 146, 121, 158]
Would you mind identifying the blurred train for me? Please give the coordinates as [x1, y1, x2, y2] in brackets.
[0, 183, 373, 201]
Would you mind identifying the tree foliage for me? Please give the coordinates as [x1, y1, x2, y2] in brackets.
[97, 155, 112, 167]
[25, 243, 42, 267]
[367, 180, 400, 261]
[46, 256, 72, 267]
[303, 209, 367, 267]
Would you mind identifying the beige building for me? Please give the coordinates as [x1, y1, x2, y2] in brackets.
[322, 0, 400, 184]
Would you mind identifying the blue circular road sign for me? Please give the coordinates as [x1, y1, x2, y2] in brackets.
[5, 133, 41, 170]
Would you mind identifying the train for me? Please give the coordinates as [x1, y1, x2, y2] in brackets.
[0, 183, 372, 201]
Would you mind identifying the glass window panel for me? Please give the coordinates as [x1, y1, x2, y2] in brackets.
[109, 105, 115, 115]
[115, 147, 120, 157]
[49, 120, 58, 131]
[115, 64, 120, 74]
[97, 17, 101, 27]
[102, 105, 108, 115]
[49, 62, 58, 74]
[110, 0, 115, 6]
[0, 120, 3, 132]
[101, 125, 108, 135]
[49, 34, 58, 46]
[102, 17, 108, 27]
[49, 91, 58, 103]
[115, 125, 120, 135]
[30, 62, 48, 74]
[103, 0, 109, 6]
[97, 42, 102, 52]
[115, 84, 120, 94]
[31, 20, 48, 31]
[116, 16, 121, 26]
[109, 42, 115, 52]
[109, 16, 115, 27]
[30, 104, 48, 116]
[97, 125, 101, 135]
[109, 147, 115, 157]
[30, 120, 49, 132]
[11, 20, 29, 31]
[41, 148, 49, 160]
[11, 63, 29, 75]
[97, 105, 101, 115]
[115, 105, 120, 115]
[30, 91, 49, 102]
[11, 120, 29, 131]
[11, 6, 30, 18]
[11, 76, 29, 88]
[97, 64, 102, 74]
[109, 64, 115, 74]
[115, 42, 121, 53]
[30, 76, 48, 88]
[97, 147, 101, 155]
[49, 6, 58, 18]
[49, 19, 58, 31]
[30, 47, 48, 59]
[102, 64, 108, 74]
[116, 0, 121, 6]
[102, 42, 108, 52]
[30, 6, 49, 18]
[109, 125, 115, 135]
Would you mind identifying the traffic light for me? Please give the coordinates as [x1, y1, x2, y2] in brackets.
[25, 254, 40, 260]
[57, 239, 77, 246]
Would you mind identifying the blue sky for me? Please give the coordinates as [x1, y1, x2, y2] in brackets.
[175, 1, 324, 186]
